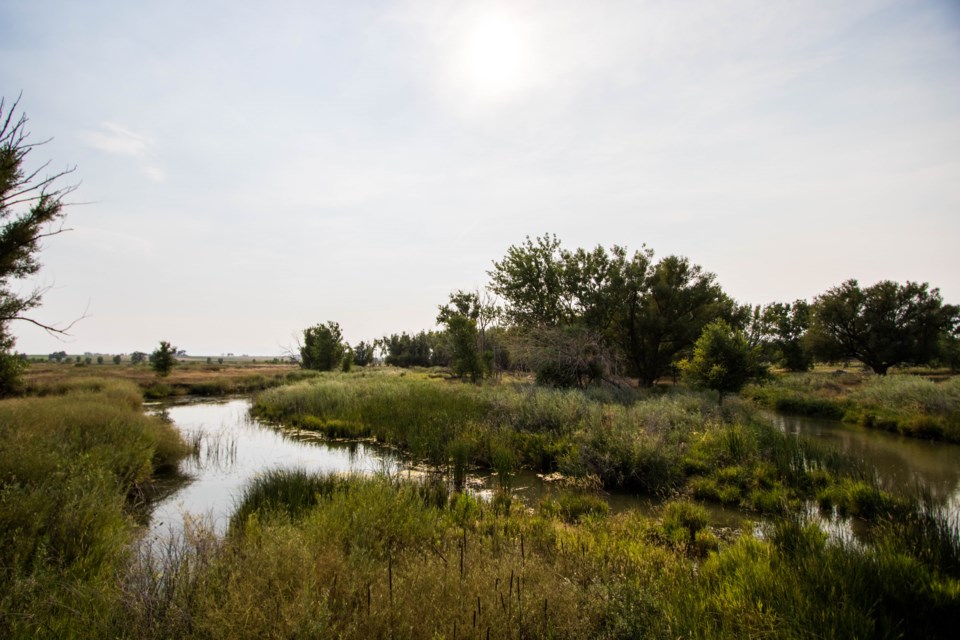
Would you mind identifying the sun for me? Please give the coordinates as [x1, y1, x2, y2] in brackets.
[450, 9, 539, 106]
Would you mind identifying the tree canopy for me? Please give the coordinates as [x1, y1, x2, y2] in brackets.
[150, 340, 177, 377]
[808, 279, 959, 375]
[680, 320, 766, 402]
[300, 321, 346, 371]
[488, 236, 732, 386]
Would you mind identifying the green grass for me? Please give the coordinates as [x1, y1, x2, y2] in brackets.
[845, 376, 960, 440]
[0, 378, 189, 638]
[254, 370, 881, 518]
[4, 372, 957, 638]
[744, 372, 960, 442]
[111, 471, 960, 639]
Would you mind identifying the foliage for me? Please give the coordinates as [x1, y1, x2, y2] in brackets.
[351, 340, 375, 367]
[759, 300, 813, 371]
[488, 235, 733, 387]
[130, 351, 147, 364]
[0, 96, 74, 395]
[0, 380, 188, 637]
[437, 290, 486, 381]
[300, 321, 345, 371]
[150, 340, 177, 377]
[110, 474, 960, 640]
[680, 320, 766, 402]
[340, 346, 353, 372]
[380, 330, 437, 368]
[809, 279, 959, 375]
[621, 255, 734, 386]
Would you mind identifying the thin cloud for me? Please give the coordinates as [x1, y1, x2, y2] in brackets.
[81, 122, 152, 156]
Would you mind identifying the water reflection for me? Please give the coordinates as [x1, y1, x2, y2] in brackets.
[147, 399, 402, 538]
[769, 413, 960, 516]
[147, 399, 960, 544]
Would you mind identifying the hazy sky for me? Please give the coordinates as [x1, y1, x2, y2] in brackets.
[3, 0, 959, 356]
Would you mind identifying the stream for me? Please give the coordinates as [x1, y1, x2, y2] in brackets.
[146, 398, 960, 543]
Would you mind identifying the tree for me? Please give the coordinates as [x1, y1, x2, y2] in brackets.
[437, 290, 485, 382]
[130, 351, 147, 364]
[0, 96, 76, 395]
[679, 320, 766, 403]
[489, 234, 570, 327]
[352, 340, 375, 367]
[112, 354, 122, 365]
[489, 236, 732, 387]
[759, 300, 813, 371]
[381, 331, 437, 368]
[300, 321, 345, 371]
[151, 340, 177, 377]
[808, 280, 959, 375]
[616, 255, 733, 387]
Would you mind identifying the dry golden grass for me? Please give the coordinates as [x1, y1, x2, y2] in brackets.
[22, 361, 306, 397]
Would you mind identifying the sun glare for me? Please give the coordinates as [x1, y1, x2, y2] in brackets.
[451, 10, 538, 105]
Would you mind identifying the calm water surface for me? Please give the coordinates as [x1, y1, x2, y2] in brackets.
[148, 399, 401, 538]
[769, 413, 960, 517]
[147, 399, 960, 542]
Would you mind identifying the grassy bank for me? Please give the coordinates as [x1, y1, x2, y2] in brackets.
[744, 372, 960, 441]
[114, 471, 960, 639]
[21, 361, 320, 398]
[253, 370, 869, 515]
[0, 379, 189, 637]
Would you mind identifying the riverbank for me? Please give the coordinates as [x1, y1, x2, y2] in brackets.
[744, 370, 960, 442]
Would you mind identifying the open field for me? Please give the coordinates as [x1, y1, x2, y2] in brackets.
[21, 360, 317, 398]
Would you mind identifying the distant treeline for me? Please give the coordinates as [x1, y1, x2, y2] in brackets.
[300, 234, 959, 386]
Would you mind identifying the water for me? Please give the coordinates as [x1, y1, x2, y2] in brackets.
[769, 413, 960, 517]
[147, 399, 401, 539]
[147, 398, 960, 543]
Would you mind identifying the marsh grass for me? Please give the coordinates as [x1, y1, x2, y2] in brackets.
[0, 379, 189, 638]
[745, 372, 960, 442]
[254, 372, 887, 518]
[846, 376, 960, 440]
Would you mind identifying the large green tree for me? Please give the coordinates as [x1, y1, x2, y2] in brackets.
[489, 236, 732, 387]
[809, 279, 959, 375]
[0, 96, 75, 394]
[616, 255, 733, 387]
[759, 300, 813, 371]
[300, 321, 346, 371]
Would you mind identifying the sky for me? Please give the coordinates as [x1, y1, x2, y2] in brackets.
[2, 0, 959, 356]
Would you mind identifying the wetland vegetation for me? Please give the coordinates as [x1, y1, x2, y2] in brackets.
[3, 364, 958, 638]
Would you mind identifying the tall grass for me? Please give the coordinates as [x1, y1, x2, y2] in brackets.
[846, 376, 960, 440]
[255, 371, 877, 518]
[0, 379, 189, 638]
[745, 372, 960, 441]
[112, 471, 959, 639]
